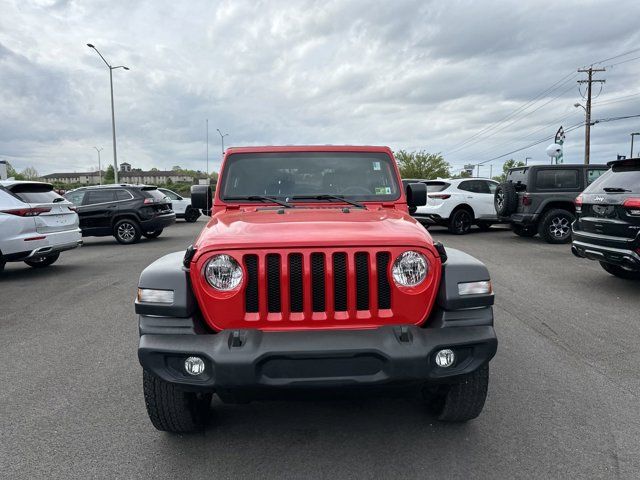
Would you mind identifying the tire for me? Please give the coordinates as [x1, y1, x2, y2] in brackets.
[512, 224, 537, 237]
[477, 222, 492, 231]
[113, 219, 142, 245]
[600, 262, 640, 280]
[408, 206, 417, 215]
[143, 370, 212, 433]
[494, 183, 518, 216]
[538, 209, 574, 244]
[448, 208, 473, 235]
[0, 256, 6, 272]
[184, 208, 200, 223]
[24, 252, 60, 268]
[424, 364, 489, 422]
[143, 229, 163, 239]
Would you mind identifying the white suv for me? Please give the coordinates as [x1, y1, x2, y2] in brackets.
[158, 188, 200, 222]
[413, 178, 500, 234]
[0, 181, 82, 272]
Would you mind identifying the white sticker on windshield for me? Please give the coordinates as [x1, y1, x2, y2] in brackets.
[373, 161, 381, 171]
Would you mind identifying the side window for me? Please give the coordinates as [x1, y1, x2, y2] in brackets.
[587, 169, 607, 186]
[115, 189, 133, 200]
[64, 191, 86, 206]
[161, 189, 179, 200]
[487, 181, 498, 194]
[535, 169, 579, 190]
[84, 190, 116, 205]
[458, 180, 474, 192]
[459, 180, 487, 193]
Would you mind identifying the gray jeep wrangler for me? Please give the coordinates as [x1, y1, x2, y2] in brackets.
[494, 164, 608, 243]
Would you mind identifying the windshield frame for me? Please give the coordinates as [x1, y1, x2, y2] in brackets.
[218, 151, 402, 205]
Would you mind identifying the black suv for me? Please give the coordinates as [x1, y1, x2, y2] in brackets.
[494, 164, 608, 243]
[572, 158, 640, 279]
[64, 185, 176, 244]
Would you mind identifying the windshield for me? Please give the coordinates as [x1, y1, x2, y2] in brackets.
[220, 152, 400, 202]
[584, 164, 640, 194]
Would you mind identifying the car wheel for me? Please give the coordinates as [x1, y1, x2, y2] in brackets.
[512, 224, 537, 237]
[477, 222, 492, 231]
[494, 183, 518, 216]
[184, 208, 200, 223]
[538, 209, 574, 244]
[24, 252, 60, 268]
[113, 219, 142, 245]
[143, 229, 163, 239]
[1, 255, 6, 272]
[599, 262, 640, 280]
[448, 208, 473, 235]
[424, 364, 489, 422]
[143, 370, 212, 433]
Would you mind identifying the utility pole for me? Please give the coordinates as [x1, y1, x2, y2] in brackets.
[93, 146, 103, 184]
[525, 156, 532, 165]
[630, 132, 640, 158]
[217, 128, 229, 157]
[577, 67, 605, 165]
[489, 164, 493, 179]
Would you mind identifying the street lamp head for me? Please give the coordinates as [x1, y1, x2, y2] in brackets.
[123, 66, 130, 70]
[574, 103, 581, 108]
[87, 43, 95, 48]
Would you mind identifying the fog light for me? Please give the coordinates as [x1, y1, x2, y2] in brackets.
[184, 356, 205, 376]
[435, 349, 455, 368]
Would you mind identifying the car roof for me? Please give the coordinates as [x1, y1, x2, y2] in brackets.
[607, 157, 640, 167]
[0, 180, 53, 188]
[225, 145, 393, 155]
[71, 184, 156, 190]
[509, 164, 608, 171]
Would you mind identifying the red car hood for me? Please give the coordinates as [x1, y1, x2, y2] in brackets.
[194, 206, 433, 253]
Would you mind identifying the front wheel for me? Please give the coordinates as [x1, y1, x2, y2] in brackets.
[448, 209, 473, 235]
[143, 370, 212, 433]
[113, 219, 142, 245]
[600, 262, 640, 280]
[424, 364, 489, 422]
[24, 252, 60, 268]
[538, 209, 575, 244]
[184, 208, 200, 223]
[143, 229, 163, 239]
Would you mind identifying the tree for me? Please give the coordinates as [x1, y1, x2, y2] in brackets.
[150, 167, 159, 172]
[104, 165, 115, 184]
[21, 166, 39, 180]
[493, 159, 525, 182]
[395, 150, 450, 179]
[165, 177, 173, 186]
[172, 165, 182, 171]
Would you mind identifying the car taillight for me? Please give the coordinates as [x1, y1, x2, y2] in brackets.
[522, 194, 532, 206]
[575, 194, 583, 213]
[67, 205, 77, 212]
[1, 207, 52, 216]
[428, 194, 451, 199]
[623, 197, 640, 215]
[143, 198, 155, 204]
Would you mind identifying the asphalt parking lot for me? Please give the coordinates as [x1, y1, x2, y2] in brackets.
[2, 220, 639, 480]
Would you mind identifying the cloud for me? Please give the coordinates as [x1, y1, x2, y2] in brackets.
[0, 0, 639, 177]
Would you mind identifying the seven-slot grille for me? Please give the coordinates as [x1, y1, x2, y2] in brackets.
[242, 250, 392, 321]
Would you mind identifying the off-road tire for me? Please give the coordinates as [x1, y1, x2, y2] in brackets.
[600, 262, 640, 280]
[538, 209, 574, 244]
[143, 370, 212, 433]
[512, 224, 537, 237]
[494, 183, 518, 216]
[113, 219, 142, 245]
[143, 229, 163, 239]
[184, 207, 200, 223]
[24, 252, 60, 268]
[425, 364, 489, 422]
[477, 222, 492, 231]
[448, 208, 474, 235]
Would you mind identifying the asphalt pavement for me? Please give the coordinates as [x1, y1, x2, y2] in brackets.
[1, 219, 639, 479]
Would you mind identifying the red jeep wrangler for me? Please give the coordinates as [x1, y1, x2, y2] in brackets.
[136, 146, 497, 432]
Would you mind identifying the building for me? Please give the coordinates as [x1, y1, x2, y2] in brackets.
[43, 163, 205, 185]
[42, 171, 104, 184]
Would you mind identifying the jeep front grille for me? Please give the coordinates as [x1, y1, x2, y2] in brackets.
[242, 250, 392, 321]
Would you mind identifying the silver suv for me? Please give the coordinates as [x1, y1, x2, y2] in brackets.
[0, 181, 82, 272]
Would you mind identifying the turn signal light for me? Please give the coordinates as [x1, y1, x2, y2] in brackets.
[575, 194, 583, 213]
[458, 280, 492, 296]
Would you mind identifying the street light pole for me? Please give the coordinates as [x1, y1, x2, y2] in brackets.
[216, 128, 229, 156]
[93, 147, 103, 184]
[630, 132, 640, 158]
[87, 43, 129, 184]
[525, 156, 532, 165]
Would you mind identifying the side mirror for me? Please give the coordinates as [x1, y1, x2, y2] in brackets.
[406, 182, 427, 207]
[190, 185, 212, 211]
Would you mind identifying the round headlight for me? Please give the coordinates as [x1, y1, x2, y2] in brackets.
[205, 254, 243, 290]
[392, 251, 428, 287]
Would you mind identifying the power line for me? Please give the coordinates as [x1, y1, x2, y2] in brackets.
[592, 47, 640, 66]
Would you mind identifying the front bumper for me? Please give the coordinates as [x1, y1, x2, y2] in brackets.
[571, 229, 640, 269]
[138, 322, 497, 391]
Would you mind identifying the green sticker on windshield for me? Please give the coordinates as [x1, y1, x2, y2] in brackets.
[375, 187, 391, 195]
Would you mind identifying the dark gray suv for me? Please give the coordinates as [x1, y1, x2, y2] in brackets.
[494, 164, 609, 243]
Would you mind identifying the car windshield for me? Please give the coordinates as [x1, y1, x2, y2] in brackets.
[584, 163, 640, 194]
[220, 152, 400, 202]
[9, 183, 61, 203]
[426, 181, 450, 192]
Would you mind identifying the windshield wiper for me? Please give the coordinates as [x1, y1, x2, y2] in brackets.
[225, 195, 294, 208]
[602, 187, 631, 192]
[290, 194, 366, 209]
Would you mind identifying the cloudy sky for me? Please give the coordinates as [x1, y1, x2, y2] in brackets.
[1, 0, 639, 177]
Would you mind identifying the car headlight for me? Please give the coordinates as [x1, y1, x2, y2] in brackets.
[392, 251, 428, 287]
[204, 254, 243, 290]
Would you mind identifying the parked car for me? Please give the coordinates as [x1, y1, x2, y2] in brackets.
[158, 188, 200, 222]
[135, 145, 497, 433]
[64, 184, 176, 245]
[572, 157, 640, 279]
[0, 181, 81, 272]
[412, 178, 500, 234]
[494, 163, 609, 243]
